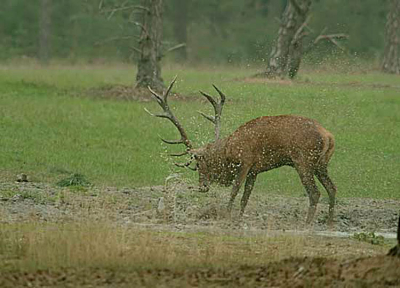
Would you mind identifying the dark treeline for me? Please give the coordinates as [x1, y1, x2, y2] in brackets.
[0, 0, 390, 65]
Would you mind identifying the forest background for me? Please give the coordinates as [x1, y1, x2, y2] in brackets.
[0, 0, 388, 67]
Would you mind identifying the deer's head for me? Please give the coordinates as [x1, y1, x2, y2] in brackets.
[145, 77, 226, 192]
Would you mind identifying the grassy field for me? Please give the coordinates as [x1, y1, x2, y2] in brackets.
[0, 64, 399, 199]
[0, 221, 311, 271]
[0, 221, 389, 272]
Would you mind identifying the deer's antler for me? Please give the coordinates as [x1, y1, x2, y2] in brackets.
[174, 156, 197, 171]
[198, 85, 226, 141]
[145, 76, 193, 151]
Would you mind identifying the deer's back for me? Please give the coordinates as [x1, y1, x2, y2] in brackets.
[225, 115, 334, 169]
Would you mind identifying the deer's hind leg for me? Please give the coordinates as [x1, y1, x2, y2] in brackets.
[315, 167, 337, 227]
[295, 165, 321, 225]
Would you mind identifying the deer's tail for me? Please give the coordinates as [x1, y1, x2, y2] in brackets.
[318, 131, 335, 168]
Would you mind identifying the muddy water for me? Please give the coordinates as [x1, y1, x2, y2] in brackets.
[128, 222, 398, 241]
[311, 230, 397, 239]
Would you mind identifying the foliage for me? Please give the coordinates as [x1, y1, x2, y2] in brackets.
[353, 232, 385, 246]
[56, 173, 92, 188]
[0, 0, 390, 64]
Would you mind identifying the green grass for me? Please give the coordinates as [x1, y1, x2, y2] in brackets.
[0, 64, 399, 199]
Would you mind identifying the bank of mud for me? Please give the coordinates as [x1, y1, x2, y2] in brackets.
[1, 181, 399, 234]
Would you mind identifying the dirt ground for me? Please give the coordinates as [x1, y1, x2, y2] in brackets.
[1, 256, 400, 287]
[1, 181, 398, 233]
[1, 181, 399, 287]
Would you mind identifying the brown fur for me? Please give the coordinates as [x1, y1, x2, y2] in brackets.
[192, 115, 336, 225]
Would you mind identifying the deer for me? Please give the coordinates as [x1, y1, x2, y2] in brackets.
[145, 77, 337, 226]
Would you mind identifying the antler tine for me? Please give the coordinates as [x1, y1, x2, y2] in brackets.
[212, 84, 226, 105]
[144, 108, 175, 122]
[173, 153, 197, 171]
[161, 138, 185, 145]
[199, 91, 218, 108]
[164, 75, 178, 101]
[198, 91, 217, 124]
[174, 158, 194, 168]
[147, 87, 164, 104]
[198, 85, 227, 141]
[187, 165, 197, 171]
[144, 107, 157, 117]
[170, 151, 189, 157]
[198, 111, 216, 124]
[146, 77, 193, 151]
[175, 162, 197, 171]
[148, 75, 177, 104]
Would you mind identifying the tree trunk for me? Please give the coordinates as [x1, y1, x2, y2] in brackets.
[382, 0, 400, 74]
[287, 1, 311, 79]
[287, 32, 305, 79]
[387, 216, 400, 257]
[265, 0, 311, 79]
[136, 0, 165, 91]
[172, 0, 188, 62]
[39, 0, 51, 65]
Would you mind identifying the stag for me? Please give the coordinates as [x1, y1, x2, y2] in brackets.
[146, 77, 337, 225]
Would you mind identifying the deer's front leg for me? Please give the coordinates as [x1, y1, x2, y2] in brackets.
[239, 173, 257, 217]
[227, 165, 251, 213]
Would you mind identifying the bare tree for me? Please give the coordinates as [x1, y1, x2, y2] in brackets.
[171, 0, 188, 62]
[382, 0, 400, 74]
[136, 0, 165, 91]
[259, 0, 348, 79]
[265, 0, 311, 79]
[100, 0, 165, 91]
[39, 0, 52, 65]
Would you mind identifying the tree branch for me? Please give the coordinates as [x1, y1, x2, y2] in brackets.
[129, 20, 148, 36]
[130, 46, 142, 54]
[100, 5, 149, 20]
[289, 0, 303, 15]
[274, 17, 282, 24]
[165, 43, 186, 54]
[304, 27, 349, 53]
[292, 15, 311, 44]
[314, 33, 349, 45]
[313, 32, 349, 51]
[94, 36, 135, 46]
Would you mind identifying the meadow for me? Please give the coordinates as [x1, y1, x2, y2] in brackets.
[1, 63, 400, 286]
[1, 63, 399, 199]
